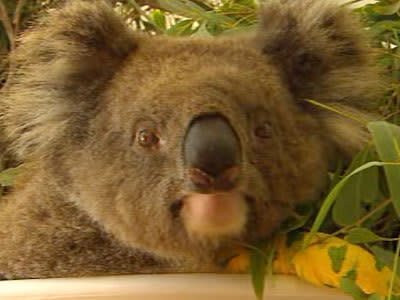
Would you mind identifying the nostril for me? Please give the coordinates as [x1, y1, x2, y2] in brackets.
[189, 168, 215, 188]
[188, 166, 240, 192]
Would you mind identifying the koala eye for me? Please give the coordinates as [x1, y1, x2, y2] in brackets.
[137, 128, 160, 148]
[254, 122, 273, 139]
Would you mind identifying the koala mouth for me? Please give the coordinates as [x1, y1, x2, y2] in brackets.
[176, 192, 248, 238]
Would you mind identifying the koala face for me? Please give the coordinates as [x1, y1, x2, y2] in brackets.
[1, 1, 383, 265]
[63, 38, 331, 260]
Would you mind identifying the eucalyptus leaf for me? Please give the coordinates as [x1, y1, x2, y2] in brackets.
[206, 21, 224, 36]
[373, 2, 400, 15]
[306, 161, 392, 247]
[340, 278, 368, 300]
[345, 228, 384, 244]
[370, 246, 400, 276]
[152, 9, 166, 30]
[167, 19, 196, 36]
[157, 0, 206, 18]
[193, 23, 213, 37]
[368, 294, 383, 300]
[250, 247, 266, 300]
[368, 121, 400, 218]
[333, 148, 379, 226]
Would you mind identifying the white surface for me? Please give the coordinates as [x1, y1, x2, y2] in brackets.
[0, 274, 352, 300]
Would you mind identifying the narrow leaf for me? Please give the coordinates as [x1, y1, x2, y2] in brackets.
[250, 247, 266, 300]
[368, 121, 400, 218]
[167, 19, 196, 36]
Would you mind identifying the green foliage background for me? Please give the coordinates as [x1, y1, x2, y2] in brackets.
[1, 0, 400, 299]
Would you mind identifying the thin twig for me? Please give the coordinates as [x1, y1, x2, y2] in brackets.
[384, 110, 400, 121]
[13, 0, 26, 35]
[0, 0, 15, 51]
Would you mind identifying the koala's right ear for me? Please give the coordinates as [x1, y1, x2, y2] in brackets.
[2, 0, 136, 159]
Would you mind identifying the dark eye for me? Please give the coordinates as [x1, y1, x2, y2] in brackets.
[137, 128, 159, 147]
[254, 122, 272, 139]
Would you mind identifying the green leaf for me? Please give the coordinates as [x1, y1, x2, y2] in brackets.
[205, 21, 224, 36]
[368, 294, 383, 300]
[0, 167, 18, 187]
[193, 23, 212, 37]
[157, 0, 207, 18]
[340, 278, 368, 300]
[333, 148, 379, 226]
[167, 19, 197, 36]
[305, 161, 393, 248]
[368, 121, 400, 218]
[345, 228, 384, 244]
[328, 245, 347, 273]
[250, 247, 267, 300]
[370, 245, 394, 267]
[345, 268, 357, 281]
[370, 246, 400, 276]
[375, 257, 385, 272]
[152, 9, 166, 29]
[374, 2, 400, 15]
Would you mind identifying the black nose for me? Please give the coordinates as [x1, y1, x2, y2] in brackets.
[183, 114, 241, 191]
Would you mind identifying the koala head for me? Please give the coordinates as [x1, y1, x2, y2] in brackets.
[1, 1, 383, 262]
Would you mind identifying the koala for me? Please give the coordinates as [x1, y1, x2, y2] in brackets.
[0, 0, 383, 279]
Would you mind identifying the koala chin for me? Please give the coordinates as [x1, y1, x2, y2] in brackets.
[182, 192, 248, 238]
[0, 0, 384, 278]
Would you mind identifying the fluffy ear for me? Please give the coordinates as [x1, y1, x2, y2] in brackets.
[255, 0, 385, 158]
[1, 0, 136, 159]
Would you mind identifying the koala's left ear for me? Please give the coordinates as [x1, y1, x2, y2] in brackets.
[2, 0, 137, 160]
[255, 0, 385, 159]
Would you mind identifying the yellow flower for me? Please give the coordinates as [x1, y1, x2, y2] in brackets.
[285, 233, 398, 297]
[224, 232, 400, 297]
